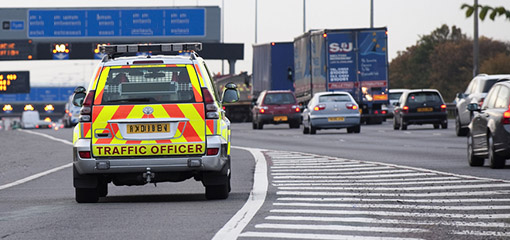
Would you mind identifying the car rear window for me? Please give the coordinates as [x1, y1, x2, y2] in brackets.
[482, 79, 497, 93]
[319, 94, 351, 103]
[389, 92, 403, 101]
[407, 92, 442, 104]
[263, 93, 296, 105]
[101, 66, 196, 104]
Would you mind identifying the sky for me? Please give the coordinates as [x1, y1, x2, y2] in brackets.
[0, 0, 509, 87]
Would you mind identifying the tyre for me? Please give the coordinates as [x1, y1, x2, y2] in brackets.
[433, 124, 440, 129]
[252, 122, 257, 129]
[303, 125, 309, 134]
[441, 121, 448, 129]
[257, 122, 264, 129]
[310, 125, 317, 134]
[488, 134, 505, 169]
[468, 134, 484, 167]
[347, 127, 354, 133]
[455, 115, 468, 136]
[205, 176, 230, 200]
[393, 117, 399, 130]
[401, 120, 407, 130]
[75, 188, 99, 203]
[353, 125, 361, 133]
[97, 180, 108, 198]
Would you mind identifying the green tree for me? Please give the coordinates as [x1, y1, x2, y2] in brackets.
[461, 4, 510, 21]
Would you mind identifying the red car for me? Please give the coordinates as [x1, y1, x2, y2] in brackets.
[252, 90, 301, 129]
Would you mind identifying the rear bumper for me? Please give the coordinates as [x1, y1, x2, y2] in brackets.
[257, 113, 301, 124]
[73, 135, 227, 175]
[310, 114, 360, 129]
[403, 112, 448, 124]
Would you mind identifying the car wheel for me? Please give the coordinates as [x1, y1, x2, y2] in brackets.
[257, 122, 264, 129]
[205, 177, 230, 200]
[488, 134, 506, 169]
[468, 134, 484, 167]
[75, 188, 99, 203]
[97, 178, 108, 198]
[310, 125, 317, 135]
[347, 127, 354, 133]
[401, 120, 407, 130]
[354, 124, 361, 133]
[455, 115, 468, 136]
[252, 122, 257, 129]
[303, 125, 309, 134]
[433, 124, 440, 129]
[441, 121, 448, 129]
[393, 117, 399, 130]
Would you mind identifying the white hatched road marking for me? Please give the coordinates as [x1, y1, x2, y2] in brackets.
[239, 150, 510, 239]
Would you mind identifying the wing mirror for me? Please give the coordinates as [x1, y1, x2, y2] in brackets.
[222, 82, 239, 103]
[72, 86, 87, 107]
[467, 103, 481, 112]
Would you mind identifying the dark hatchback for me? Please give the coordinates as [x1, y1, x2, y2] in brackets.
[252, 90, 301, 129]
[393, 89, 448, 130]
[467, 79, 510, 168]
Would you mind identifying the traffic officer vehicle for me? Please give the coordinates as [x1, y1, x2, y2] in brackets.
[71, 43, 239, 203]
[467, 78, 510, 169]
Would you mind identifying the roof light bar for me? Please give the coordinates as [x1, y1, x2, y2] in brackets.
[101, 43, 202, 56]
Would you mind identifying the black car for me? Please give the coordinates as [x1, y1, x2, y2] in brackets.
[467, 79, 510, 168]
[393, 89, 448, 130]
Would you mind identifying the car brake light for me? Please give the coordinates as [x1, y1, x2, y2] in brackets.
[441, 104, 447, 112]
[79, 90, 95, 122]
[374, 110, 379, 114]
[203, 88, 219, 119]
[314, 104, 326, 111]
[478, 98, 485, 107]
[503, 108, 510, 124]
[207, 148, 219, 155]
[36, 125, 39, 128]
[292, 105, 300, 112]
[259, 106, 268, 114]
[402, 106, 409, 114]
[345, 103, 358, 110]
[382, 110, 387, 114]
[79, 151, 91, 158]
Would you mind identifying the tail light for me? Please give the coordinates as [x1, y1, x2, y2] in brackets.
[79, 90, 95, 122]
[259, 106, 268, 114]
[503, 107, 510, 124]
[79, 151, 91, 158]
[374, 110, 379, 114]
[207, 148, 219, 155]
[478, 98, 485, 107]
[292, 105, 300, 112]
[203, 88, 219, 119]
[440, 104, 447, 112]
[382, 110, 387, 115]
[345, 103, 358, 110]
[402, 106, 409, 114]
[314, 104, 326, 111]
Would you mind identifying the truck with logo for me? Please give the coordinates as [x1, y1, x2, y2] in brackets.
[294, 28, 389, 124]
[214, 72, 253, 122]
[252, 42, 295, 100]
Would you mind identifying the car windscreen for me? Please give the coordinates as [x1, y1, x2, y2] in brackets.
[389, 92, 403, 101]
[406, 92, 442, 105]
[100, 66, 196, 104]
[263, 93, 296, 105]
[482, 79, 497, 93]
[319, 94, 351, 103]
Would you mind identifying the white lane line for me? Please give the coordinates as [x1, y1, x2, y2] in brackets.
[239, 231, 423, 240]
[271, 166, 392, 172]
[276, 183, 510, 191]
[272, 169, 414, 176]
[212, 146, 268, 240]
[270, 164, 378, 169]
[273, 176, 460, 183]
[274, 202, 510, 211]
[273, 173, 435, 179]
[0, 130, 73, 191]
[254, 223, 426, 233]
[276, 190, 510, 197]
[273, 179, 488, 187]
[277, 197, 510, 204]
[453, 230, 510, 237]
[265, 215, 510, 228]
[271, 209, 510, 219]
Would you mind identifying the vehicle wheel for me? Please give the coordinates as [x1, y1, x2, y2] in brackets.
[401, 121, 407, 130]
[468, 134, 484, 167]
[441, 121, 448, 129]
[489, 134, 506, 169]
[75, 188, 99, 203]
[205, 177, 230, 200]
[310, 125, 317, 135]
[433, 124, 440, 129]
[303, 125, 309, 134]
[353, 125, 361, 133]
[347, 127, 354, 133]
[455, 115, 468, 136]
[252, 122, 257, 129]
[97, 179, 108, 198]
[257, 122, 264, 129]
[393, 117, 400, 130]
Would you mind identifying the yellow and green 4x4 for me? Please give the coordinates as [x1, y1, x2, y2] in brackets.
[71, 43, 239, 203]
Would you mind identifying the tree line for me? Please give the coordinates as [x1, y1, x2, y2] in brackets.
[389, 24, 510, 102]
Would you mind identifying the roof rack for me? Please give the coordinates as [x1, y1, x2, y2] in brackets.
[100, 43, 202, 60]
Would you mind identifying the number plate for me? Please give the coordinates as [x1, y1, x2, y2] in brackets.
[127, 123, 170, 134]
[417, 107, 433, 112]
[328, 117, 345, 122]
[273, 116, 288, 122]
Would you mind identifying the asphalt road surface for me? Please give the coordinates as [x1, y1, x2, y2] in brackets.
[1, 119, 510, 239]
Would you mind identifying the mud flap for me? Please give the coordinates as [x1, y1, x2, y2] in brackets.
[201, 156, 230, 186]
[73, 164, 98, 188]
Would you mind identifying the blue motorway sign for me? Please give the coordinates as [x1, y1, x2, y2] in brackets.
[28, 9, 205, 38]
[0, 87, 75, 102]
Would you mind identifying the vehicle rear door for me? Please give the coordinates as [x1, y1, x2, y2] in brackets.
[90, 64, 206, 158]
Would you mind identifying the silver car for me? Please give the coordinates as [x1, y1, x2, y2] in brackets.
[302, 92, 361, 134]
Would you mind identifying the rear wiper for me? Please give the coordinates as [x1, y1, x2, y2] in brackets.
[108, 98, 153, 103]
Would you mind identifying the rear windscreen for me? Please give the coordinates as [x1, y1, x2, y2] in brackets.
[407, 92, 442, 104]
[101, 66, 196, 104]
[319, 94, 351, 103]
[482, 79, 497, 93]
[263, 93, 296, 105]
[389, 92, 403, 101]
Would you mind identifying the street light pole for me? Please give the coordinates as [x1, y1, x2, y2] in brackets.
[303, 0, 306, 32]
[370, 0, 374, 28]
[255, 0, 258, 43]
[221, 0, 224, 75]
[473, 0, 479, 77]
